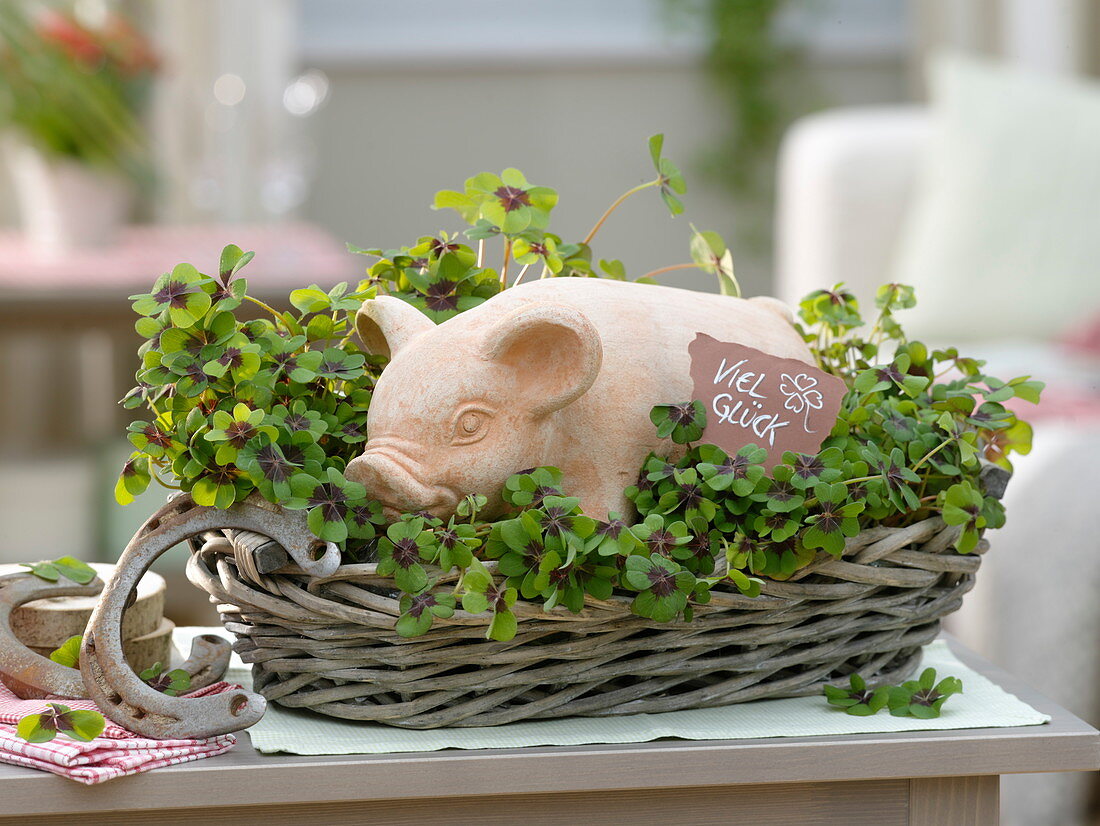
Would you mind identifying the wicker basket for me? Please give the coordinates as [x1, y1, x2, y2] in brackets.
[184, 514, 981, 729]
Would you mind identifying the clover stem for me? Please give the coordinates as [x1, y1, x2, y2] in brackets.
[868, 307, 890, 348]
[815, 325, 829, 367]
[633, 262, 700, 281]
[512, 262, 533, 287]
[244, 295, 283, 322]
[148, 469, 180, 491]
[934, 364, 962, 382]
[846, 341, 859, 375]
[500, 238, 513, 288]
[843, 475, 879, 486]
[912, 436, 956, 472]
[476, 239, 485, 268]
[583, 179, 659, 245]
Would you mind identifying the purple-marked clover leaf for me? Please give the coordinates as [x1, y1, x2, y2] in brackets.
[267, 400, 327, 441]
[433, 518, 480, 572]
[130, 263, 212, 328]
[396, 587, 456, 637]
[202, 332, 263, 383]
[650, 401, 706, 445]
[588, 513, 641, 557]
[17, 704, 105, 743]
[513, 232, 563, 275]
[630, 513, 692, 557]
[824, 674, 890, 716]
[696, 443, 766, 496]
[236, 434, 299, 500]
[376, 516, 435, 593]
[623, 554, 694, 622]
[140, 661, 192, 696]
[533, 495, 596, 543]
[656, 467, 718, 522]
[802, 483, 865, 557]
[312, 347, 365, 383]
[204, 403, 277, 465]
[114, 453, 151, 505]
[503, 467, 564, 509]
[888, 668, 962, 718]
[285, 467, 368, 545]
[218, 243, 255, 284]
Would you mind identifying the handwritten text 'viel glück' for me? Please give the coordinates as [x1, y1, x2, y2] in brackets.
[710, 357, 791, 445]
[688, 334, 846, 468]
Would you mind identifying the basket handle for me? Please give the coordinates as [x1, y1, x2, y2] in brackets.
[81, 494, 331, 739]
[0, 573, 104, 700]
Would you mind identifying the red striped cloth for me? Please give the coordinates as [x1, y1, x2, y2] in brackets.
[0, 681, 237, 784]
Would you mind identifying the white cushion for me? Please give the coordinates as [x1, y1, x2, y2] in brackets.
[776, 107, 930, 308]
[893, 55, 1100, 342]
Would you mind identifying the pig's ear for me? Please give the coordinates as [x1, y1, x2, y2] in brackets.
[356, 296, 435, 359]
[481, 303, 603, 417]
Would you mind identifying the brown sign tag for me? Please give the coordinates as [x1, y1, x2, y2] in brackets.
[689, 333, 846, 467]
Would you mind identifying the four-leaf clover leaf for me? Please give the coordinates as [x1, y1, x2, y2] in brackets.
[888, 668, 963, 718]
[17, 704, 105, 744]
[623, 554, 695, 622]
[824, 674, 890, 716]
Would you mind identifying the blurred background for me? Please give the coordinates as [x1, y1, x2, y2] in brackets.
[0, 1, 1098, 821]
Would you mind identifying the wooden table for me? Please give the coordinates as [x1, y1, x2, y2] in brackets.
[0, 640, 1095, 826]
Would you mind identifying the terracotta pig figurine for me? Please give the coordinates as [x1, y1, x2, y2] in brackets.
[345, 278, 812, 521]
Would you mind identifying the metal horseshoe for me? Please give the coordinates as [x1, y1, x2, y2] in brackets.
[0, 572, 104, 700]
[82, 494, 334, 739]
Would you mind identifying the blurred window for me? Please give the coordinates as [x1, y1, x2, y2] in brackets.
[296, 0, 907, 67]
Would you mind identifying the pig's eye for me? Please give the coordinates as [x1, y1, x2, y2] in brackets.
[451, 407, 491, 446]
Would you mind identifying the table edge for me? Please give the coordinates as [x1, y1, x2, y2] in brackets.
[0, 639, 1095, 815]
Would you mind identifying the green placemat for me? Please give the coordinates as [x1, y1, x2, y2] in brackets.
[174, 628, 1049, 756]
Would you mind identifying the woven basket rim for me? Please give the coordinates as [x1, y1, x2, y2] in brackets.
[212, 513, 968, 629]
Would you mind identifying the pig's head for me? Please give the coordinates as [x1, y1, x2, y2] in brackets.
[345, 295, 602, 520]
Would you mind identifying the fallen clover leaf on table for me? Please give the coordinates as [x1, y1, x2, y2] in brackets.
[19, 556, 96, 585]
[16, 704, 105, 743]
[825, 668, 962, 718]
[888, 667, 963, 719]
[823, 674, 890, 716]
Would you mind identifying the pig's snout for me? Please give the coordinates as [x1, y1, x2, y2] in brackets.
[346, 447, 457, 519]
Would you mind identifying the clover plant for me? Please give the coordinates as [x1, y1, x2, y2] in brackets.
[119, 136, 1040, 643]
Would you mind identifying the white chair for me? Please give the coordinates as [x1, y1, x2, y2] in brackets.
[775, 106, 1100, 826]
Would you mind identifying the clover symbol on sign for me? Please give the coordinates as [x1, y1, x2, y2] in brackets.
[779, 373, 824, 433]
